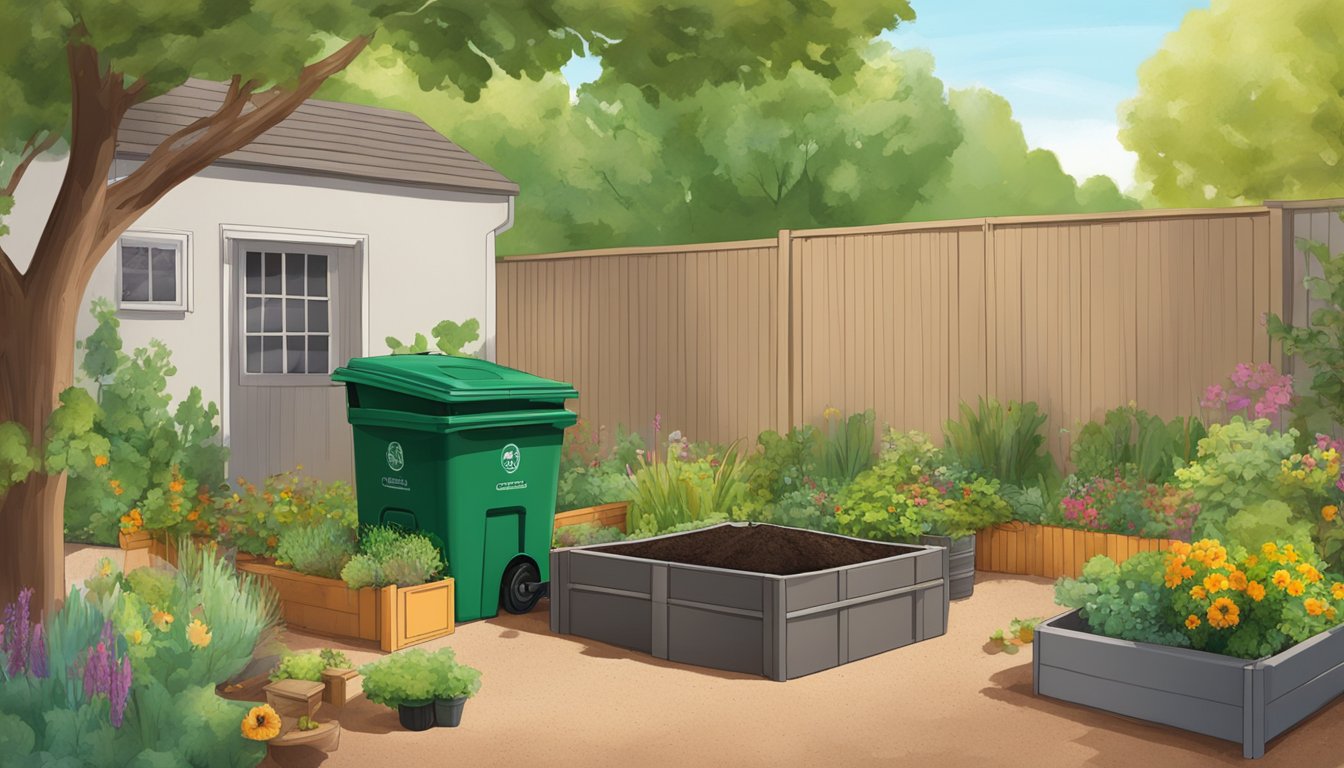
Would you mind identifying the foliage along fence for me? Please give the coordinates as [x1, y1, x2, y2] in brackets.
[499, 202, 1343, 463]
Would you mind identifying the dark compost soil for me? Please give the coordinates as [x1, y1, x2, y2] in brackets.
[589, 524, 917, 575]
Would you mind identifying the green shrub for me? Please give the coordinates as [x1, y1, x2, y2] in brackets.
[340, 526, 444, 589]
[834, 452, 1010, 542]
[555, 421, 643, 511]
[386, 318, 481, 356]
[552, 522, 626, 548]
[52, 299, 227, 544]
[732, 476, 843, 533]
[270, 652, 325, 682]
[626, 446, 745, 536]
[943, 398, 1059, 489]
[359, 649, 443, 707]
[1053, 551, 1190, 648]
[320, 648, 353, 670]
[818, 409, 876, 483]
[275, 518, 356, 579]
[1070, 405, 1205, 483]
[212, 468, 357, 558]
[556, 466, 634, 511]
[739, 424, 823, 508]
[428, 648, 482, 699]
[1268, 236, 1344, 432]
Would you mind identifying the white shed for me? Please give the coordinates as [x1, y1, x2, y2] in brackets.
[3, 80, 518, 484]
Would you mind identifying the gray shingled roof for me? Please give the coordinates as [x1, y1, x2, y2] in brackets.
[116, 79, 518, 196]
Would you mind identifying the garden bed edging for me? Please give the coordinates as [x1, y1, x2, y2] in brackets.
[551, 522, 949, 681]
[236, 560, 454, 651]
[1034, 609, 1344, 758]
[553, 502, 628, 532]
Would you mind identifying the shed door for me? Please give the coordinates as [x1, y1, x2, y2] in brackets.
[228, 241, 362, 484]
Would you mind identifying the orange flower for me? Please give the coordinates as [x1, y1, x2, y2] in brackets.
[1189, 586, 1207, 600]
[1246, 581, 1266, 602]
[1207, 597, 1240, 629]
[1245, 555, 1259, 568]
[186, 509, 200, 521]
[1272, 570, 1292, 588]
[1185, 614, 1201, 630]
[94, 455, 109, 467]
[1283, 544, 1300, 563]
[1332, 583, 1344, 601]
[109, 479, 124, 496]
[1229, 570, 1248, 591]
[1329, 607, 1339, 622]
[1324, 505, 1339, 522]
[1305, 598, 1327, 617]
[1296, 563, 1322, 583]
[1287, 580, 1306, 597]
[169, 479, 185, 493]
[1203, 574, 1230, 594]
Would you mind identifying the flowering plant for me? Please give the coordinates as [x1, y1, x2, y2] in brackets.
[835, 457, 1010, 542]
[1055, 471, 1199, 540]
[209, 467, 357, 558]
[1201, 362, 1294, 429]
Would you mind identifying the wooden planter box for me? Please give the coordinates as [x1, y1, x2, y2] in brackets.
[118, 530, 175, 571]
[1035, 610, 1344, 758]
[321, 668, 361, 706]
[236, 561, 454, 651]
[976, 521, 1181, 580]
[553, 501, 628, 532]
[552, 523, 948, 681]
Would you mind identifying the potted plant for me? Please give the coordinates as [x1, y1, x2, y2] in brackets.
[428, 648, 482, 728]
[917, 466, 1011, 599]
[359, 649, 442, 731]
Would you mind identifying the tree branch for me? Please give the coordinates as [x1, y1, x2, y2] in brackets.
[99, 36, 372, 253]
[2, 132, 61, 199]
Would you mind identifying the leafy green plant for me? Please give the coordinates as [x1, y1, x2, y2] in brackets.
[739, 424, 822, 506]
[386, 318, 481, 356]
[1055, 471, 1200, 540]
[552, 522, 627, 548]
[555, 421, 644, 511]
[1070, 405, 1206, 483]
[626, 445, 745, 536]
[732, 475, 844, 533]
[1268, 235, 1344, 426]
[50, 299, 228, 544]
[0, 422, 37, 498]
[428, 648, 482, 700]
[818, 409, 876, 483]
[360, 649, 443, 708]
[320, 648, 353, 670]
[341, 526, 444, 589]
[212, 468, 358, 558]
[269, 652, 325, 682]
[835, 455, 1010, 542]
[275, 518, 357, 579]
[1054, 551, 1190, 648]
[943, 398, 1060, 489]
[985, 617, 1044, 655]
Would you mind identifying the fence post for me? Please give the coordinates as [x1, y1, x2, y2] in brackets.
[777, 228, 794, 434]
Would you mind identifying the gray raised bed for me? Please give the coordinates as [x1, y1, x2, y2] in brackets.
[1035, 610, 1344, 758]
[550, 522, 949, 681]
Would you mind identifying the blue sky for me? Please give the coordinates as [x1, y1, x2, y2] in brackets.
[562, 0, 1211, 190]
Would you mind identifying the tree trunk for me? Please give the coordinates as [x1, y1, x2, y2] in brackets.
[0, 289, 79, 615]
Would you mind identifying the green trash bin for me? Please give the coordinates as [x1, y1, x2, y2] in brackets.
[330, 354, 577, 622]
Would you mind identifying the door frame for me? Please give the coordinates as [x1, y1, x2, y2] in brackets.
[217, 223, 369, 453]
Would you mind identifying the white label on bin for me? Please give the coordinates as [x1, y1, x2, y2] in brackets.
[386, 441, 405, 472]
[382, 477, 410, 491]
[496, 480, 527, 492]
[501, 443, 521, 474]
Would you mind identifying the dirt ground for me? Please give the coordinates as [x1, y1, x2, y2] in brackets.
[63, 547, 1344, 767]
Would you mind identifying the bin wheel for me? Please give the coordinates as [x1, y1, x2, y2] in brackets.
[501, 561, 543, 614]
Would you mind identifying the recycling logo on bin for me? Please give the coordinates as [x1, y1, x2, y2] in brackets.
[501, 443, 521, 474]
[386, 441, 405, 472]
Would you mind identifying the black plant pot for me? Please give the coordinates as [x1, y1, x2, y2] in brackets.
[398, 701, 436, 731]
[434, 696, 468, 727]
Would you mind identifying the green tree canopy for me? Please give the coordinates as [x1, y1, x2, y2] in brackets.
[1119, 0, 1344, 207]
[327, 42, 1137, 255]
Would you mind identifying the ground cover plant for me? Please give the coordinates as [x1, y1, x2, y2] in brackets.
[0, 543, 280, 765]
[555, 419, 643, 512]
[209, 467, 357, 559]
[340, 525, 446, 589]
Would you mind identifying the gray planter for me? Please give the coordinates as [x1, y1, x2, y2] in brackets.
[551, 523, 949, 681]
[1035, 610, 1344, 758]
[918, 534, 975, 599]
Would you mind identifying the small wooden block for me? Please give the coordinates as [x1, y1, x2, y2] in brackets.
[264, 679, 325, 723]
[320, 668, 360, 706]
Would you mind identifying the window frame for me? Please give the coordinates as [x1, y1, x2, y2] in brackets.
[235, 241, 341, 387]
[115, 230, 192, 312]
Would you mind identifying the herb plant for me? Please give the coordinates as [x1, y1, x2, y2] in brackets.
[275, 518, 357, 578]
[269, 652, 326, 682]
[943, 398, 1060, 489]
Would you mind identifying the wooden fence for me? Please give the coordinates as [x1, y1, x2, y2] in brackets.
[498, 202, 1341, 460]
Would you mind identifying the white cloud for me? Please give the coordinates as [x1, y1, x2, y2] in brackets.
[1018, 116, 1138, 188]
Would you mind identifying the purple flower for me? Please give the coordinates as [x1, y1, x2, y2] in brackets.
[5, 589, 32, 678]
[84, 642, 112, 699]
[109, 656, 132, 728]
[1226, 395, 1252, 412]
[28, 624, 46, 679]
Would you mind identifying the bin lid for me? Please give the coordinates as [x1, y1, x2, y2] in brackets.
[330, 354, 578, 404]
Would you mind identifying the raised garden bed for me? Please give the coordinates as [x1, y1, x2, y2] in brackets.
[236, 560, 454, 651]
[550, 522, 948, 681]
[553, 502, 628, 532]
[976, 522, 1181, 580]
[1034, 610, 1344, 758]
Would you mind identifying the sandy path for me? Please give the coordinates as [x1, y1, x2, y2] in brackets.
[259, 573, 1343, 768]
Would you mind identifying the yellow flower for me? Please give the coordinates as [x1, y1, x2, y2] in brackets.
[280, 490, 291, 500]
[1305, 598, 1327, 617]
[1272, 570, 1292, 588]
[1229, 570, 1249, 591]
[94, 455, 109, 467]
[1203, 574, 1230, 594]
[1297, 563, 1322, 583]
[1329, 607, 1339, 622]
[1245, 555, 1259, 569]
[187, 619, 212, 648]
[1247, 582, 1266, 602]
[1263, 542, 1279, 557]
[1189, 586, 1207, 600]
[128, 629, 144, 645]
[1207, 597, 1241, 629]
[1325, 505, 1339, 522]
[1332, 583, 1344, 601]
[241, 704, 282, 741]
[1283, 544, 1300, 563]
[1287, 580, 1306, 597]
[151, 610, 174, 632]
[822, 406, 841, 421]
[1185, 614, 1201, 630]
[97, 559, 114, 577]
